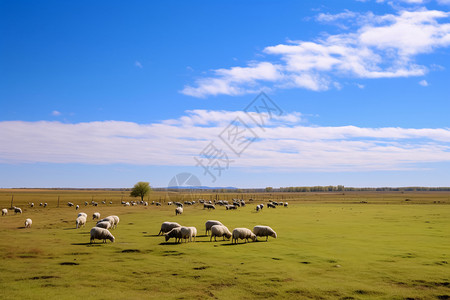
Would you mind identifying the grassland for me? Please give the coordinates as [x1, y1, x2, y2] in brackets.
[0, 189, 449, 299]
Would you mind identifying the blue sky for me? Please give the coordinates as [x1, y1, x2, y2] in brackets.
[1, 0, 450, 188]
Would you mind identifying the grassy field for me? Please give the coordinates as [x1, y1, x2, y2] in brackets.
[0, 190, 449, 299]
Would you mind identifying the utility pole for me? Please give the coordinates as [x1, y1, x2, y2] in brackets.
[10, 195, 14, 209]
[57, 196, 60, 208]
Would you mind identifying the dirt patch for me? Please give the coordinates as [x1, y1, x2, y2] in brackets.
[121, 249, 141, 253]
[272, 257, 281, 260]
[29, 275, 60, 280]
[193, 266, 210, 270]
[300, 261, 311, 264]
[354, 289, 382, 296]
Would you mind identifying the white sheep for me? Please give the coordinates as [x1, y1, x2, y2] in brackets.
[124, 202, 130, 206]
[92, 212, 100, 220]
[180, 226, 193, 243]
[84, 201, 88, 206]
[2, 208, 7, 216]
[110, 215, 120, 228]
[95, 221, 111, 230]
[76, 216, 86, 229]
[30, 203, 34, 208]
[253, 225, 277, 241]
[175, 207, 183, 215]
[164, 227, 182, 243]
[205, 220, 223, 235]
[158, 221, 181, 235]
[90, 227, 115, 243]
[78, 212, 87, 218]
[232, 228, 256, 244]
[14, 207, 22, 214]
[98, 216, 115, 228]
[24, 218, 32, 228]
[44, 203, 47, 207]
[188, 226, 197, 242]
[284, 202, 288, 207]
[75, 205, 79, 210]
[210, 224, 232, 241]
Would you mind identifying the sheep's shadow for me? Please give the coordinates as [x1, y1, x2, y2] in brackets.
[17, 226, 26, 229]
[143, 234, 160, 237]
[63, 228, 77, 231]
[159, 242, 182, 245]
[71, 242, 102, 246]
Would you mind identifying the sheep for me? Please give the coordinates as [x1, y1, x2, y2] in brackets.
[156, 202, 161, 206]
[232, 228, 256, 244]
[225, 205, 237, 210]
[102, 200, 106, 204]
[167, 202, 173, 205]
[210, 225, 232, 241]
[14, 207, 22, 214]
[267, 203, 276, 208]
[76, 216, 86, 229]
[90, 227, 115, 243]
[44, 203, 47, 208]
[109, 201, 113, 204]
[175, 207, 183, 215]
[95, 221, 112, 230]
[180, 226, 193, 243]
[284, 202, 288, 207]
[67, 202, 74, 207]
[2, 208, 7, 216]
[75, 205, 79, 210]
[144, 201, 148, 206]
[92, 212, 100, 220]
[25, 218, 32, 228]
[98, 217, 115, 228]
[78, 212, 87, 218]
[188, 226, 197, 242]
[30, 203, 34, 208]
[240, 200, 246, 207]
[84, 201, 88, 206]
[124, 202, 130, 206]
[204, 203, 215, 210]
[158, 221, 181, 235]
[205, 220, 223, 235]
[164, 227, 182, 243]
[253, 225, 277, 241]
[110, 215, 120, 228]
[39, 203, 43, 206]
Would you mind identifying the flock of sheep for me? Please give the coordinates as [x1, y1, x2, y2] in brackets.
[158, 220, 277, 244]
[1, 197, 283, 245]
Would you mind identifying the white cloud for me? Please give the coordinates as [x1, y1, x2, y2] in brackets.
[181, 8, 450, 97]
[1, 111, 449, 172]
[419, 79, 429, 86]
[135, 61, 143, 68]
[51, 110, 61, 116]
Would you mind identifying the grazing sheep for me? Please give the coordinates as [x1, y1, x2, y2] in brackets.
[256, 205, 261, 212]
[175, 207, 183, 215]
[253, 225, 277, 241]
[188, 226, 197, 242]
[205, 220, 223, 235]
[167, 202, 173, 205]
[267, 203, 276, 208]
[75, 205, 79, 210]
[102, 201, 106, 204]
[144, 201, 148, 206]
[164, 227, 182, 243]
[78, 212, 87, 218]
[39, 203, 43, 206]
[124, 202, 130, 206]
[92, 212, 100, 220]
[14, 207, 22, 214]
[84, 201, 88, 206]
[158, 221, 181, 235]
[110, 215, 120, 228]
[109, 201, 113, 204]
[225, 205, 237, 210]
[67, 202, 74, 207]
[240, 200, 246, 207]
[95, 221, 112, 230]
[90, 227, 115, 243]
[2, 208, 7, 216]
[98, 217, 115, 228]
[25, 218, 32, 228]
[210, 225, 232, 241]
[156, 202, 161, 206]
[93, 202, 98, 207]
[284, 202, 288, 207]
[232, 228, 256, 244]
[44, 203, 47, 208]
[76, 216, 86, 229]
[180, 226, 193, 243]
[30, 203, 34, 208]
[204, 203, 215, 210]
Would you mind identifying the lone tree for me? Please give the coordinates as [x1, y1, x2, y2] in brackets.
[130, 181, 151, 202]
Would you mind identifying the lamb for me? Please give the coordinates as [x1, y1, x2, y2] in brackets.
[14, 207, 22, 214]
[95, 221, 112, 230]
[253, 225, 277, 241]
[158, 221, 181, 235]
[25, 218, 32, 228]
[188, 226, 197, 242]
[2, 208, 7, 216]
[175, 207, 183, 215]
[90, 227, 115, 243]
[210, 224, 232, 241]
[205, 220, 223, 235]
[78, 212, 87, 218]
[92, 212, 100, 220]
[232, 228, 256, 244]
[164, 227, 182, 243]
[76, 216, 86, 229]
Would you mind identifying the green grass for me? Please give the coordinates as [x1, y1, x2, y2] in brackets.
[0, 190, 449, 299]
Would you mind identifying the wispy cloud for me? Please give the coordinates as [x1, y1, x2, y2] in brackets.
[181, 8, 450, 97]
[419, 79, 429, 86]
[1, 111, 449, 171]
[135, 61, 143, 69]
[51, 110, 61, 116]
